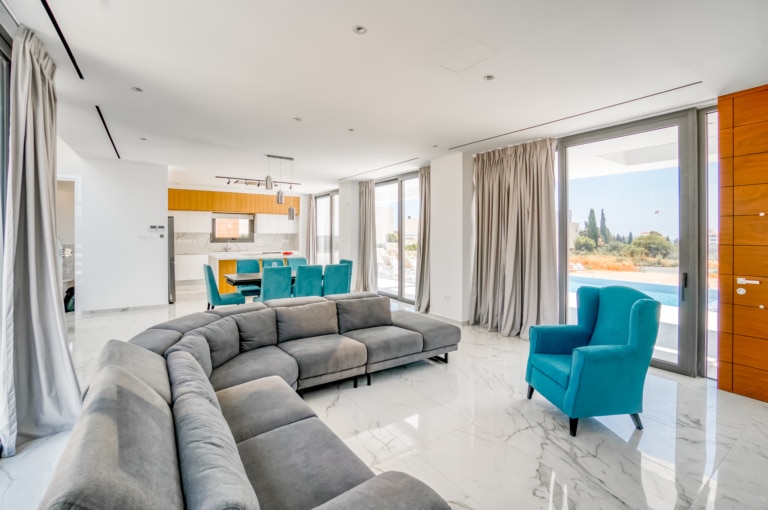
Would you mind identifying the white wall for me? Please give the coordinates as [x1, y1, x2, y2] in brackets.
[429, 152, 474, 323]
[58, 139, 169, 311]
[338, 180, 360, 283]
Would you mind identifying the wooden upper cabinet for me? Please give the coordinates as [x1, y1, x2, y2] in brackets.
[168, 188, 301, 215]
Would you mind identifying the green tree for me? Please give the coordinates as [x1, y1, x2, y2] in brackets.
[628, 232, 634, 244]
[630, 231, 672, 258]
[574, 235, 596, 253]
[599, 209, 612, 243]
[585, 209, 599, 246]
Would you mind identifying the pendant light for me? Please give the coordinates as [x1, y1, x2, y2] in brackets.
[287, 158, 296, 220]
[276, 158, 285, 204]
[265, 156, 274, 190]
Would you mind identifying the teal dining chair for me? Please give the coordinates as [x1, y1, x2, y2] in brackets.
[235, 259, 261, 297]
[261, 258, 285, 269]
[526, 285, 661, 436]
[322, 264, 351, 295]
[340, 258, 353, 289]
[255, 266, 292, 302]
[287, 257, 308, 270]
[294, 264, 323, 297]
[204, 264, 245, 310]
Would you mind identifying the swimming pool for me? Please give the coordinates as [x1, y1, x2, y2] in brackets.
[569, 276, 718, 308]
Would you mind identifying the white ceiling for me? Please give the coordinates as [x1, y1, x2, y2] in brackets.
[3, 0, 767, 193]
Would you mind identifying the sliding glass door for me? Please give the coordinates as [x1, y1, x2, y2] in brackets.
[375, 174, 419, 302]
[559, 110, 700, 376]
[315, 192, 339, 265]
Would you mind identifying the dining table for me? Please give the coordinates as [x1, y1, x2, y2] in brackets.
[224, 271, 297, 287]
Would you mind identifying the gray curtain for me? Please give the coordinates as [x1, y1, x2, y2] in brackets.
[414, 166, 430, 313]
[357, 180, 377, 292]
[306, 194, 317, 264]
[470, 138, 558, 340]
[0, 27, 81, 457]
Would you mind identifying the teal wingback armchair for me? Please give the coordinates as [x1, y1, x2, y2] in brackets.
[526, 285, 661, 436]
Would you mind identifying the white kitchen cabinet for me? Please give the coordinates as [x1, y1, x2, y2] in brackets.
[175, 254, 209, 281]
[255, 213, 298, 234]
[169, 211, 212, 233]
[187, 212, 212, 233]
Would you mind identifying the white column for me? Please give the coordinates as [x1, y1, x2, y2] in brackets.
[429, 152, 474, 323]
[337, 180, 360, 263]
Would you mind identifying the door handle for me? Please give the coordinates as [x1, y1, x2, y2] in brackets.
[681, 272, 688, 302]
[737, 278, 761, 285]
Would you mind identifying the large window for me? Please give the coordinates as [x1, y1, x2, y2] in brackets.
[315, 192, 339, 265]
[210, 213, 254, 242]
[375, 174, 419, 302]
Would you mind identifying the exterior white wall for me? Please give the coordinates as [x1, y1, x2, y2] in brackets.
[58, 139, 169, 311]
[429, 152, 474, 323]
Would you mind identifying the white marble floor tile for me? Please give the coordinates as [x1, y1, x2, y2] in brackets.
[4, 282, 768, 509]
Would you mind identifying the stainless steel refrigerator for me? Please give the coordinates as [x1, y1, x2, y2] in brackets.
[168, 215, 176, 303]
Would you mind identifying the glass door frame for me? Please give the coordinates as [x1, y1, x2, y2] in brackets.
[314, 190, 339, 265]
[375, 171, 419, 303]
[556, 108, 701, 376]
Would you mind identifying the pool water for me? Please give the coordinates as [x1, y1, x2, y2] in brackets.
[569, 276, 718, 309]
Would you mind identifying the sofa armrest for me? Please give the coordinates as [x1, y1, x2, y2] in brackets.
[313, 471, 450, 510]
[529, 325, 590, 355]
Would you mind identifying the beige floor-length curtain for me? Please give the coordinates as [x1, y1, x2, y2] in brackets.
[357, 180, 377, 292]
[0, 27, 81, 457]
[414, 166, 430, 313]
[470, 138, 558, 340]
[305, 194, 317, 264]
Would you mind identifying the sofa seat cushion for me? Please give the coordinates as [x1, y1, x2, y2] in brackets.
[234, 308, 278, 351]
[167, 350, 220, 410]
[128, 328, 183, 355]
[313, 471, 451, 510]
[278, 334, 366, 379]
[174, 392, 260, 510]
[94, 339, 171, 403]
[335, 296, 392, 334]
[342, 326, 423, 364]
[39, 366, 183, 510]
[238, 417, 373, 510]
[165, 334, 213, 377]
[217, 376, 316, 443]
[391, 310, 461, 351]
[530, 353, 572, 388]
[210, 346, 299, 391]
[274, 301, 339, 343]
[191, 316, 240, 369]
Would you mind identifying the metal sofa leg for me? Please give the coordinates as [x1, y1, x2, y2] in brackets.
[527, 385, 534, 400]
[367, 373, 372, 386]
[569, 418, 579, 437]
[444, 353, 449, 363]
[630, 413, 643, 430]
[353, 376, 358, 389]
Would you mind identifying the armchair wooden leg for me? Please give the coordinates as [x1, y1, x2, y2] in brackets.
[527, 385, 534, 400]
[569, 418, 579, 437]
[630, 413, 643, 430]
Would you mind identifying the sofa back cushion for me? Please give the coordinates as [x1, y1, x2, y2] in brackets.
[191, 317, 240, 369]
[335, 296, 392, 334]
[166, 334, 213, 378]
[94, 339, 172, 403]
[39, 366, 183, 510]
[234, 308, 278, 351]
[274, 301, 339, 343]
[174, 392, 260, 510]
[167, 351, 220, 410]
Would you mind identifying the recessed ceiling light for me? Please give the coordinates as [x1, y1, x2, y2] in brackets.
[293, 117, 302, 122]
[139, 137, 147, 141]
[131, 86, 144, 92]
[483, 75, 495, 81]
[348, 128, 355, 132]
[352, 25, 367, 35]
[432, 145, 438, 148]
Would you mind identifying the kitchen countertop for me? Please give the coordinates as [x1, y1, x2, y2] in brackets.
[206, 251, 302, 261]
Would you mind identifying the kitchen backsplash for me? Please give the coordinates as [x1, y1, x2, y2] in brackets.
[175, 232, 299, 255]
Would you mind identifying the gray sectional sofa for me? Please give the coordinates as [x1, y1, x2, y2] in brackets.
[39, 293, 460, 510]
